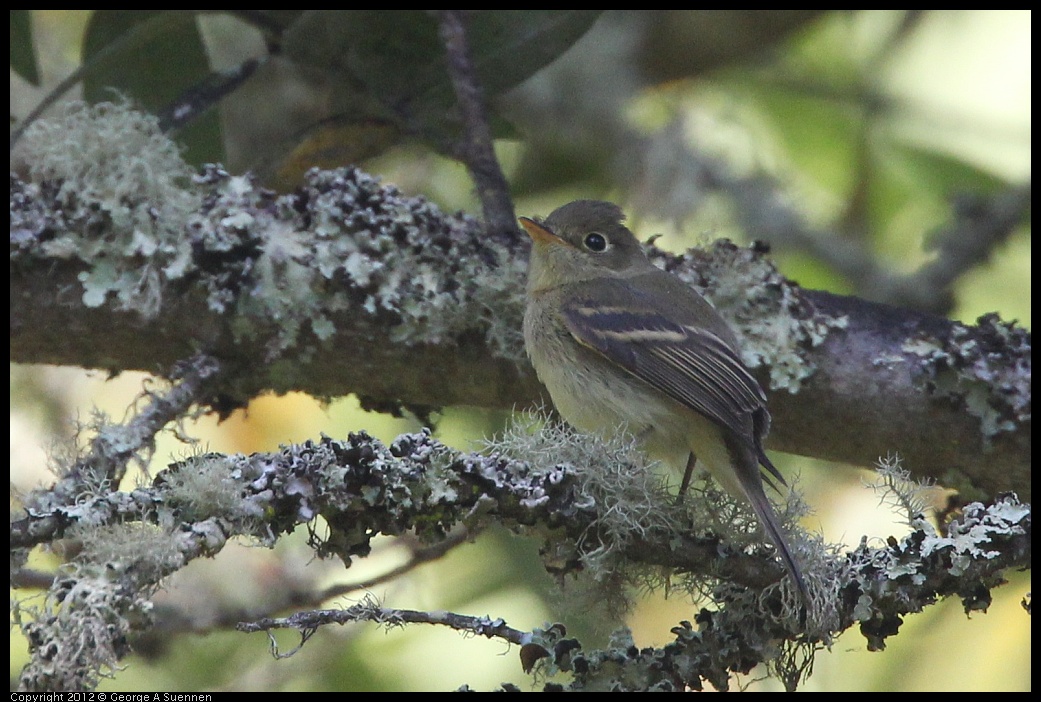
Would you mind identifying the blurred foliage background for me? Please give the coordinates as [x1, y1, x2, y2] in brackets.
[10, 10, 1030, 691]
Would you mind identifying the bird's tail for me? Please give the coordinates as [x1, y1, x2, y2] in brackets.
[731, 442, 811, 610]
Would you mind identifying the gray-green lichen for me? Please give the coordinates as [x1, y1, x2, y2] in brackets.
[847, 491, 1029, 650]
[15, 574, 152, 691]
[273, 167, 529, 358]
[14, 419, 1026, 690]
[903, 313, 1030, 443]
[652, 241, 847, 393]
[184, 164, 530, 361]
[13, 101, 200, 317]
[485, 411, 839, 632]
[11, 102, 529, 364]
[865, 454, 938, 527]
[486, 412, 681, 563]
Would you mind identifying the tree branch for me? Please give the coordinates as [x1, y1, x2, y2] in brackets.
[437, 10, 518, 238]
[12, 422, 1030, 691]
[10, 159, 1030, 498]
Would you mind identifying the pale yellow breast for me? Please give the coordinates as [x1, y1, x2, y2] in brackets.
[523, 290, 736, 492]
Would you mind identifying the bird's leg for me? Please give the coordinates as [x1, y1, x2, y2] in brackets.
[676, 451, 697, 504]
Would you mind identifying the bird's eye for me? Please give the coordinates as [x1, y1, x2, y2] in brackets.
[583, 232, 608, 252]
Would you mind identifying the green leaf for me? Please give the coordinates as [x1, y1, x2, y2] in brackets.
[10, 10, 40, 85]
[282, 10, 601, 150]
[82, 10, 222, 166]
[463, 11, 605, 96]
[229, 10, 308, 37]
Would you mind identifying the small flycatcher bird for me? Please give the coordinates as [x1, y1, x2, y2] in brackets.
[520, 200, 808, 604]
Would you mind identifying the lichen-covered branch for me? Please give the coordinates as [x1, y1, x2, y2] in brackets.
[236, 593, 530, 656]
[11, 417, 1030, 691]
[9, 102, 1030, 496]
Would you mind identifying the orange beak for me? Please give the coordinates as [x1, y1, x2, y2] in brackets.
[518, 217, 565, 247]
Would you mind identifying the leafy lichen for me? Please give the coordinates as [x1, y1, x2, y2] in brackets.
[903, 313, 1030, 443]
[655, 241, 848, 394]
[14, 100, 200, 317]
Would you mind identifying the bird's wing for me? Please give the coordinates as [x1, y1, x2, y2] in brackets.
[560, 280, 767, 446]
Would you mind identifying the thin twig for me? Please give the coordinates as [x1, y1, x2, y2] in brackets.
[436, 10, 517, 239]
[317, 529, 474, 602]
[10, 353, 222, 550]
[236, 593, 530, 649]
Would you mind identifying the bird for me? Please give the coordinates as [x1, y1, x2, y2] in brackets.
[520, 199, 808, 606]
